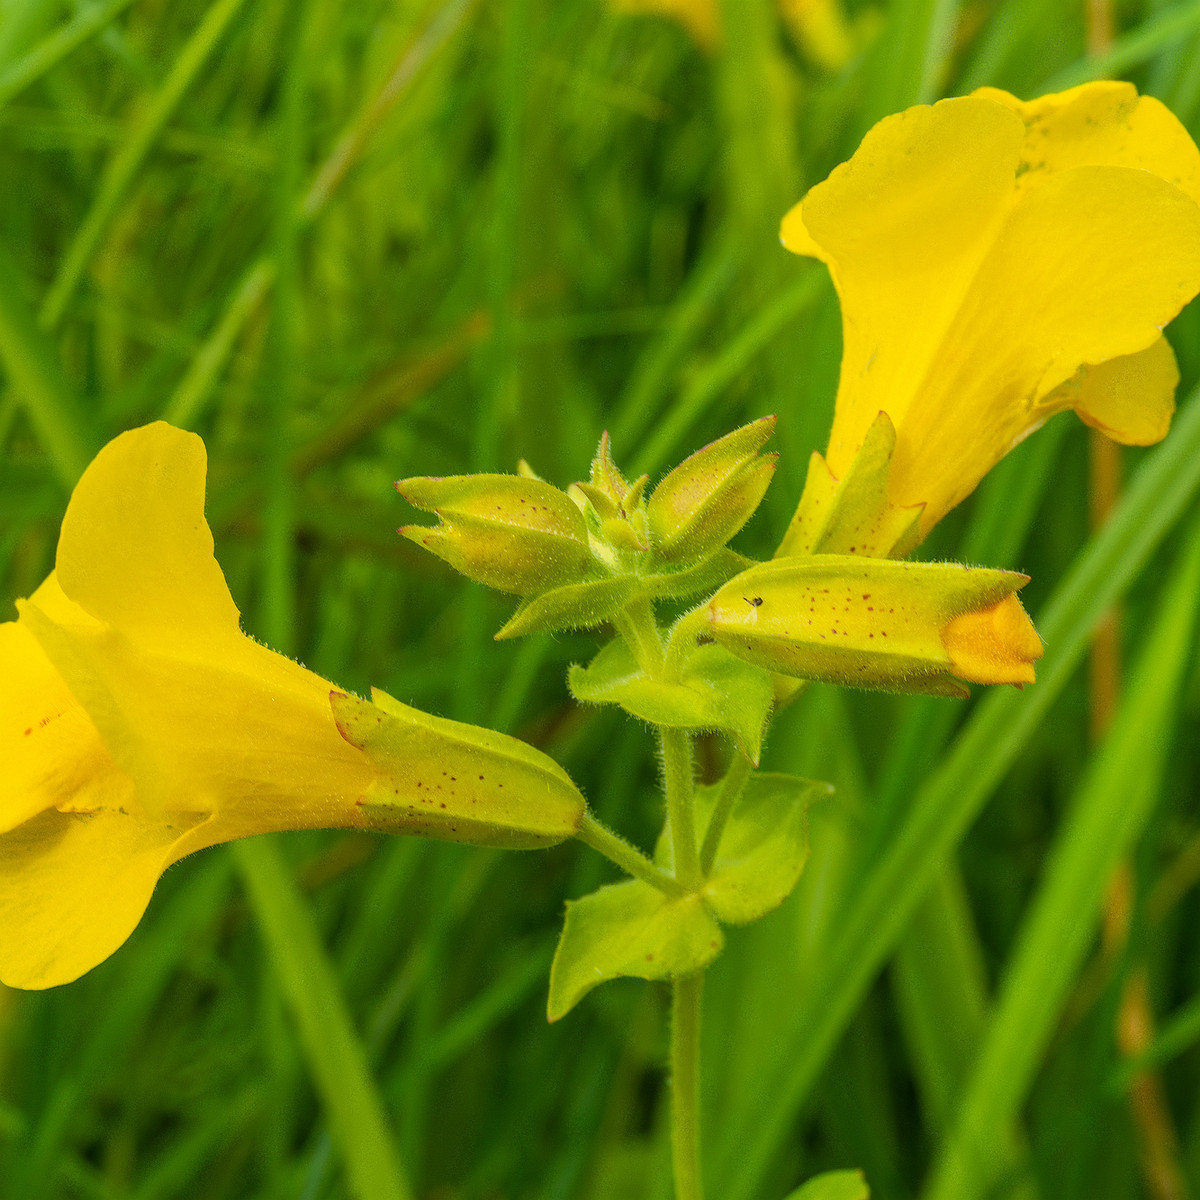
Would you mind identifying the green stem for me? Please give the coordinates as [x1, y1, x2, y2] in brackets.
[663, 604, 709, 683]
[612, 596, 666, 677]
[671, 973, 705, 1200]
[576, 812, 684, 896]
[700, 754, 753, 876]
[662, 728, 701, 893]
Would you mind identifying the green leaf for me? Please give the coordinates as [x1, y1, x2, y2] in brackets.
[567, 638, 773, 763]
[704, 773, 829, 924]
[782, 1169, 869, 1200]
[234, 838, 412, 1200]
[655, 773, 829, 925]
[494, 575, 637, 639]
[547, 879, 724, 1022]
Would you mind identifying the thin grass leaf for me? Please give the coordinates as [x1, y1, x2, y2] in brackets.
[39, 0, 253, 330]
[233, 837, 412, 1200]
[922, 512, 1200, 1200]
[0, 0, 137, 112]
[1042, 0, 1200, 91]
[0, 243, 95, 485]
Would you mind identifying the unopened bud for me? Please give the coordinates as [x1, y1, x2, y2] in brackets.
[648, 417, 778, 564]
[707, 555, 1042, 697]
[398, 474, 592, 595]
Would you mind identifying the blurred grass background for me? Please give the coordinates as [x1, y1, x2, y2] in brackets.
[4, 0, 1200, 1197]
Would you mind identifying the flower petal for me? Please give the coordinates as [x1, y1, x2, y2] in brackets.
[942, 593, 1043, 686]
[784, 96, 1026, 474]
[1039, 335, 1178, 446]
[975, 81, 1200, 205]
[54, 422, 240, 639]
[0, 618, 131, 834]
[0, 807, 206, 989]
[891, 164, 1200, 524]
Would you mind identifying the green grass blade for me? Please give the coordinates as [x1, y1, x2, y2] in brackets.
[922, 513, 1200, 1200]
[233, 837, 412, 1200]
[39, 0, 252, 330]
[0, 243, 94, 486]
[715, 388, 1200, 1200]
[632, 267, 823, 477]
[0, 0, 136, 112]
[1041, 0, 1200, 91]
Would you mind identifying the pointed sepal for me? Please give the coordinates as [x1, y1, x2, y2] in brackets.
[776, 413, 922, 559]
[647, 416, 778, 563]
[332, 688, 586, 848]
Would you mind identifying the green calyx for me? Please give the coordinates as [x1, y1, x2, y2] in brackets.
[332, 687, 587, 848]
[646, 416, 779, 563]
[397, 473, 593, 595]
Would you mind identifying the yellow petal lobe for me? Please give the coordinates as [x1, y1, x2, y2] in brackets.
[0, 807, 205, 990]
[941, 593, 1042, 686]
[55, 421, 240, 639]
[1041, 335, 1178, 446]
[975, 81, 1200, 204]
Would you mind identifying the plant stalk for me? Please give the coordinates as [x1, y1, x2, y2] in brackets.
[576, 812, 684, 895]
[672, 972, 705, 1200]
[662, 729, 701, 891]
[700, 754, 753, 876]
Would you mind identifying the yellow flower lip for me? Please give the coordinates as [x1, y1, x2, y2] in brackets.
[941, 592, 1044, 686]
[780, 80, 1200, 541]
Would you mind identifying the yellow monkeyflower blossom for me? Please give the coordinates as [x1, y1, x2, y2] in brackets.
[1, 423, 584, 991]
[778, 81, 1200, 553]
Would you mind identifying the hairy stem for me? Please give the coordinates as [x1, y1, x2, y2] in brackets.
[662, 728, 701, 891]
[700, 753, 753, 876]
[672, 973, 705, 1200]
[663, 604, 709, 683]
[612, 596, 665, 677]
[576, 812, 684, 895]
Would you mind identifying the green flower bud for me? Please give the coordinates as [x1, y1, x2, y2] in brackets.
[707, 555, 1042, 698]
[398, 474, 592, 595]
[647, 417, 778, 564]
[573, 434, 652, 555]
[332, 688, 586, 848]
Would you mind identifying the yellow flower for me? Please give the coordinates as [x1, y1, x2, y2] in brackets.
[779, 81, 1200, 547]
[2, 423, 584, 990]
[609, 0, 853, 68]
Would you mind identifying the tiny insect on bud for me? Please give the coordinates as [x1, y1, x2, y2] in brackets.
[397, 474, 593, 595]
[647, 417, 778, 564]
